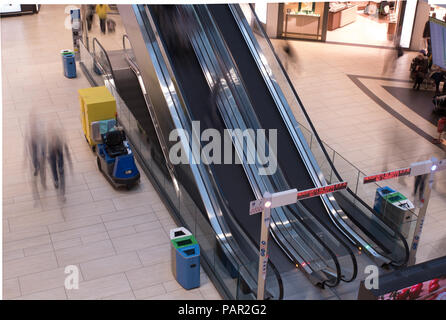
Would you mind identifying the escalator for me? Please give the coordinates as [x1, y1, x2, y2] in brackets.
[148, 3, 359, 290]
[108, 3, 410, 299]
[214, 4, 409, 267]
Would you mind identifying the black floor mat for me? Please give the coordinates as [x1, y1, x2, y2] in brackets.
[382, 85, 443, 126]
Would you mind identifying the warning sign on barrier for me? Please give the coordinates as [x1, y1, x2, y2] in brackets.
[296, 182, 348, 201]
[363, 168, 411, 184]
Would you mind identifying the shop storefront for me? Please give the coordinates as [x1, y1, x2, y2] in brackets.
[259, 1, 428, 49]
[279, 2, 328, 41]
[326, 1, 403, 46]
[275, 1, 406, 46]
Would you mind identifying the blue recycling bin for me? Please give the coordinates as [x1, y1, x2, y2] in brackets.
[170, 232, 200, 290]
[63, 53, 76, 78]
[373, 186, 395, 214]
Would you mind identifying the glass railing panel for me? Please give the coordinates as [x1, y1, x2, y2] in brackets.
[332, 152, 361, 196]
[321, 142, 336, 184]
[179, 183, 198, 236]
[236, 261, 258, 300]
[355, 171, 381, 208]
[79, 39, 105, 86]
[237, 4, 317, 140]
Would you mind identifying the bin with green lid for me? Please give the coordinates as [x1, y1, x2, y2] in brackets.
[170, 228, 200, 290]
[374, 187, 414, 238]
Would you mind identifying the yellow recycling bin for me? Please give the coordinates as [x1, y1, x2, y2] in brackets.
[78, 86, 116, 150]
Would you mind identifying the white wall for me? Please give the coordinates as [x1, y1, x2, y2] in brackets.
[266, 3, 280, 39]
[410, 0, 431, 50]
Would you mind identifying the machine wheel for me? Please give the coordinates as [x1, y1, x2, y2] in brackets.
[125, 183, 135, 191]
[96, 156, 102, 172]
[85, 135, 96, 153]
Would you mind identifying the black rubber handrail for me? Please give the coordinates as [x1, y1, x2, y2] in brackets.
[247, 3, 409, 268]
[92, 37, 117, 83]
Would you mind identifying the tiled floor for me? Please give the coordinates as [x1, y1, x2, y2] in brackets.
[326, 11, 394, 47]
[2, 5, 221, 300]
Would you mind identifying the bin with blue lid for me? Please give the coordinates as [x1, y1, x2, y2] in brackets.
[62, 52, 76, 78]
[170, 228, 200, 290]
[374, 186, 395, 214]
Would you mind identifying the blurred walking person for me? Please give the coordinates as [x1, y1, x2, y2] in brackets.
[413, 54, 429, 90]
[206, 78, 223, 128]
[382, 34, 404, 76]
[86, 4, 95, 31]
[24, 112, 47, 201]
[413, 174, 428, 207]
[282, 40, 299, 73]
[95, 4, 110, 34]
[47, 126, 72, 201]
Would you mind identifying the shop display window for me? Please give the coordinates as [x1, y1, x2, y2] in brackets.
[281, 2, 326, 40]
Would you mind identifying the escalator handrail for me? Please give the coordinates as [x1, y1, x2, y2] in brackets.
[238, 4, 409, 267]
[121, 34, 177, 178]
[92, 37, 116, 82]
[122, 34, 130, 53]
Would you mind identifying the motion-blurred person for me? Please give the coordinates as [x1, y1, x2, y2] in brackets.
[95, 4, 110, 34]
[430, 66, 446, 96]
[282, 41, 298, 73]
[86, 4, 95, 31]
[413, 174, 428, 206]
[206, 78, 224, 128]
[155, 5, 193, 58]
[423, 13, 435, 55]
[47, 126, 72, 200]
[412, 54, 429, 90]
[24, 112, 47, 201]
[382, 34, 403, 76]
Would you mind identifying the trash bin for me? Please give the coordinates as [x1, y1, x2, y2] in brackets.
[373, 186, 395, 214]
[382, 191, 414, 238]
[374, 186, 414, 237]
[62, 53, 76, 78]
[170, 228, 200, 290]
